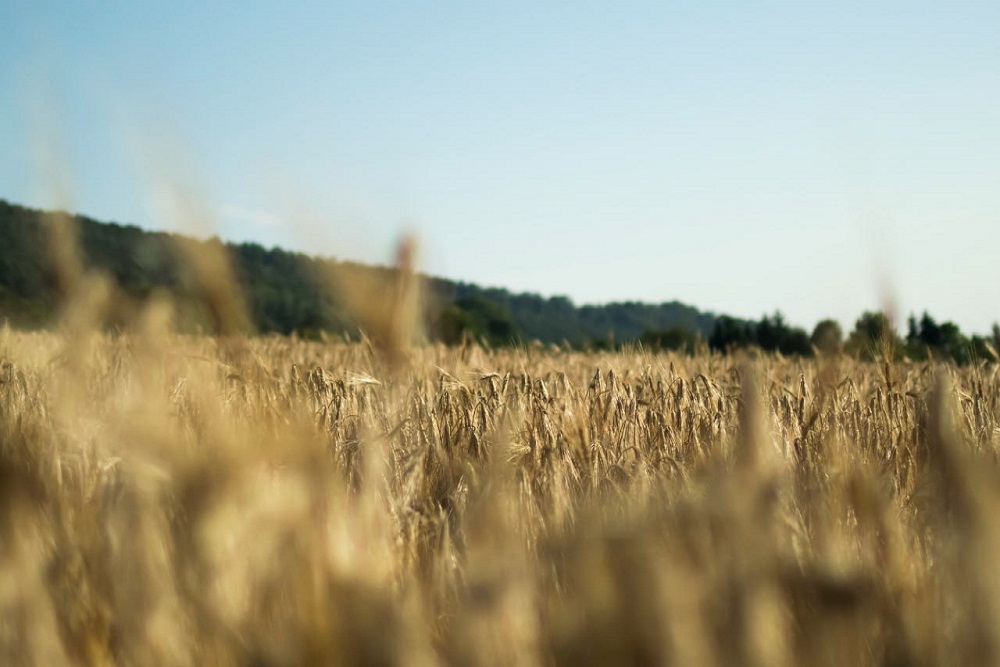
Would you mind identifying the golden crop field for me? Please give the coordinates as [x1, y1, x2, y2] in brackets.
[2, 319, 999, 666]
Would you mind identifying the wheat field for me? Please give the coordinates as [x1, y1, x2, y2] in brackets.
[2, 309, 1000, 666]
[0, 212, 997, 665]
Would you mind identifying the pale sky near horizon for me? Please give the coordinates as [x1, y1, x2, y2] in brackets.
[2, 2, 998, 334]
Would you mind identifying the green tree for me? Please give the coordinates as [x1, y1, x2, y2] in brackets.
[756, 311, 812, 356]
[435, 296, 520, 346]
[846, 311, 901, 361]
[639, 326, 699, 353]
[810, 319, 843, 355]
[708, 316, 755, 352]
[904, 311, 976, 364]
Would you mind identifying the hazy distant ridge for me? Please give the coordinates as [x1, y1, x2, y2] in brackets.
[0, 199, 720, 344]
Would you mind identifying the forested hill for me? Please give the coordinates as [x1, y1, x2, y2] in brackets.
[0, 199, 719, 345]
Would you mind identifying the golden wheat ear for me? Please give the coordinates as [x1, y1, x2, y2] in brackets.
[315, 233, 424, 374]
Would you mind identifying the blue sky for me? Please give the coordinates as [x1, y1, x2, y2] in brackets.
[3, 1, 999, 334]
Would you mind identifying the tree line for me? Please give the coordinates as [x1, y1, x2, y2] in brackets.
[1, 199, 995, 363]
[0, 200, 718, 345]
[639, 310, 1000, 365]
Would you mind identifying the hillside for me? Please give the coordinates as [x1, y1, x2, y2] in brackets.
[0, 199, 720, 345]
